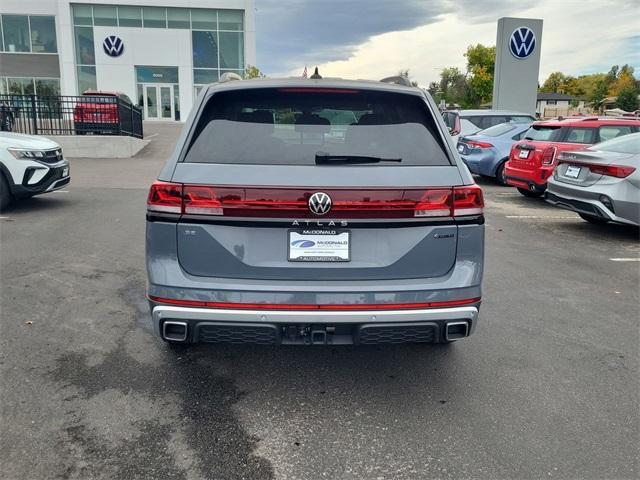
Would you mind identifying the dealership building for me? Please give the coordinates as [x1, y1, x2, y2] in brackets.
[0, 0, 256, 121]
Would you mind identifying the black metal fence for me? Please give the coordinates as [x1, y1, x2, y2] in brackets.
[0, 94, 143, 138]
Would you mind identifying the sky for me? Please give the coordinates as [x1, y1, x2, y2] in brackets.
[255, 0, 640, 85]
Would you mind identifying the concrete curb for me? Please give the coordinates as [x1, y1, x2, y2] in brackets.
[43, 135, 150, 158]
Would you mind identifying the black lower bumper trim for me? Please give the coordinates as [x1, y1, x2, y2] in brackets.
[173, 320, 469, 345]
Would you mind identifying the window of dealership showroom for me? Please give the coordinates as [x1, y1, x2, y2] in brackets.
[71, 4, 245, 121]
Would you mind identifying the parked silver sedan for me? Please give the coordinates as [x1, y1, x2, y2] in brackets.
[545, 132, 640, 226]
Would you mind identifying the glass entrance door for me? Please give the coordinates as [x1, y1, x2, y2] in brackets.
[142, 84, 174, 120]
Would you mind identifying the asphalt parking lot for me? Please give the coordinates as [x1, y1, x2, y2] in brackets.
[1, 125, 638, 480]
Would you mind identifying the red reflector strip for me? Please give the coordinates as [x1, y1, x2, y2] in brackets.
[148, 295, 481, 310]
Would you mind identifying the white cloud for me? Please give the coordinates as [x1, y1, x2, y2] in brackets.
[283, 0, 639, 84]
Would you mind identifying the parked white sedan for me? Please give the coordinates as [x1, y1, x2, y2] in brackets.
[0, 132, 70, 210]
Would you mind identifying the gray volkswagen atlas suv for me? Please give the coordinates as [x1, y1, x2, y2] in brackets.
[146, 75, 484, 346]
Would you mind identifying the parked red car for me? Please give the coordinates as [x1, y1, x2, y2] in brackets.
[504, 117, 640, 196]
[73, 91, 133, 135]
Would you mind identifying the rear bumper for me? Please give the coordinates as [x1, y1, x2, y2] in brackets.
[151, 305, 479, 345]
[504, 163, 553, 190]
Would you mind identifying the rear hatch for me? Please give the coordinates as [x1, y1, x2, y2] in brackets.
[151, 87, 482, 281]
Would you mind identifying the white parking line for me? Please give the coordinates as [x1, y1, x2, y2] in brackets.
[0, 216, 10, 220]
[53, 190, 69, 193]
[505, 215, 576, 219]
[609, 258, 640, 262]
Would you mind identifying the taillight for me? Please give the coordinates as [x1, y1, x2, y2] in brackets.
[559, 162, 636, 179]
[450, 115, 461, 136]
[541, 146, 557, 165]
[147, 181, 182, 213]
[467, 140, 493, 149]
[147, 184, 485, 218]
[453, 185, 484, 216]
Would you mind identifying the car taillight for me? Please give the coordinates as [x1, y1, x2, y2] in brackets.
[147, 184, 485, 218]
[147, 181, 182, 213]
[450, 115, 461, 136]
[541, 146, 557, 165]
[467, 140, 493, 149]
[453, 185, 484, 216]
[559, 162, 636, 179]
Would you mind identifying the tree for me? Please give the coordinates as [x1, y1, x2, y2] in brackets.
[615, 86, 639, 111]
[244, 65, 265, 79]
[609, 65, 636, 96]
[438, 67, 468, 106]
[398, 69, 419, 87]
[541, 72, 568, 93]
[464, 44, 496, 105]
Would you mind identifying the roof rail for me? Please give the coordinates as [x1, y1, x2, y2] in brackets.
[219, 72, 243, 83]
[380, 75, 413, 87]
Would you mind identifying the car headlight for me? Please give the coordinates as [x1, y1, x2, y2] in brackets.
[7, 148, 47, 160]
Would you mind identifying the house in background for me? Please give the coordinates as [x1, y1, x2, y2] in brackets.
[536, 92, 586, 118]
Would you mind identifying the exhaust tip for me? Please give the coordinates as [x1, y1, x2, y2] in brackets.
[163, 321, 188, 342]
[445, 321, 469, 341]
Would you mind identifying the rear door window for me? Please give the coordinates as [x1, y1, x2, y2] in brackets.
[442, 112, 457, 129]
[564, 127, 596, 144]
[185, 88, 451, 166]
[598, 125, 634, 142]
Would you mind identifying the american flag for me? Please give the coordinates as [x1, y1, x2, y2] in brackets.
[302, 66, 308, 78]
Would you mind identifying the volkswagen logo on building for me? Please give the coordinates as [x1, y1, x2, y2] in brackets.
[103, 35, 124, 57]
[308, 192, 332, 215]
[509, 26, 536, 59]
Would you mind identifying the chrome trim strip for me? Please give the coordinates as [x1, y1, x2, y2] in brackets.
[153, 305, 478, 326]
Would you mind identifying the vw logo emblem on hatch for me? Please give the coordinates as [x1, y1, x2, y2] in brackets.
[103, 35, 124, 57]
[509, 26, 536, 59]
[308, 192, 332, 215]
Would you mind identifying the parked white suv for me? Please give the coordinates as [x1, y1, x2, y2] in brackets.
[0, 133, 70, 210]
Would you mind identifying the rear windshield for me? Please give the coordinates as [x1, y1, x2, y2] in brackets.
[524, 125, 562, 141]
[479, 122, 516, 137]
[589, 132, 640, 154]
[185, 88, 451, 166]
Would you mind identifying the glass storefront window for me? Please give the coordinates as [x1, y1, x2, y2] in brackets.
[219, 32, 244, 69]
[2, 15, 30, 52]
[7, 77, 35, 95]
[142, 7, 166, 28]
[74, 27, 95, 65]
[35, 79, 61, 96]
[192, 31, 218, 68]
[29, 16, 57, 53]
[218, 11, 243, 31]
[72, 5, 93, 26]
[193, 69, 218, 84]
[191, 9, 216, 30]
[118, 6, 142, 27]
[167, 8, 190, 29]
[77, 66, 97, 94]
[93, 6, 118, 26]
[135, 66, 179, 84]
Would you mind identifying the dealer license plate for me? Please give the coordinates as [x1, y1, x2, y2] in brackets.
[518, 149, 530, 159]
[288, 230, 350, 262]
[565, 165, 581, 178]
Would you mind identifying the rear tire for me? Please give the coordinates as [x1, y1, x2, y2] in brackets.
[517, 187, 543, 198]
[496, 162, 508, 186]
[0, 172, 13, 211]
[578, 213, 609, 224]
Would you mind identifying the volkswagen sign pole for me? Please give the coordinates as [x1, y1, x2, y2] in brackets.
[492, 18, 543, 115]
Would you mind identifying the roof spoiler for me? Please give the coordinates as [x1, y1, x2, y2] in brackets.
[379, 75, 413, 87]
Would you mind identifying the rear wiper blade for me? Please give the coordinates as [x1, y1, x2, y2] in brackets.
[315, 152, 402, 165]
